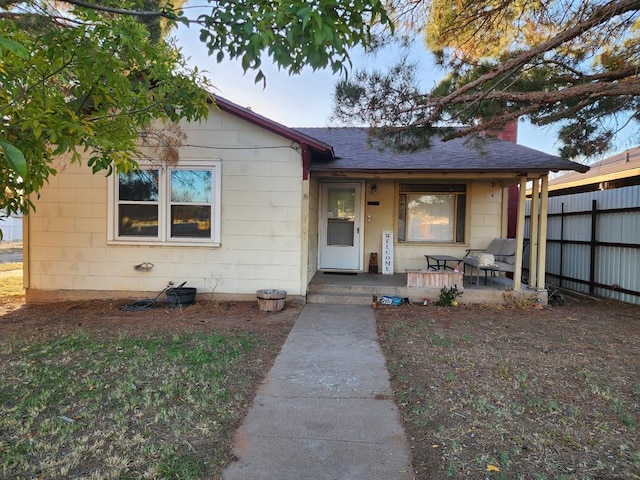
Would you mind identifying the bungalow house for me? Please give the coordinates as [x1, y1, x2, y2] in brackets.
[22, 97, 587, 304]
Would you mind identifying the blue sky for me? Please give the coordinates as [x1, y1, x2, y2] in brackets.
[173, 20, 631, 160]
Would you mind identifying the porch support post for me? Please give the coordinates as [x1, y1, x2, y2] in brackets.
[513, 176, 527, 291]
[529, 177, 540, 288]
[536, 174, 549, 291]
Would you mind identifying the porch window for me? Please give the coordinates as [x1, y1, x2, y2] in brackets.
[398, 184, 466, 243]
[110, 161, 221, 244]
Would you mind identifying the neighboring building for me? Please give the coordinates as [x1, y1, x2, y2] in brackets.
[0, 211, 23, 242]
[525, 146, 640, 304]
[22, 97, 587, 302]
[547, 146, 640, 196]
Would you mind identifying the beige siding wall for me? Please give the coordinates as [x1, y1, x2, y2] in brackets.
[363, 179, 392, 267]
[26, 108, 306, 300]
[27, 160, 109, 294]
[360, 179, 506, 273]
[307, 177, 320, 279]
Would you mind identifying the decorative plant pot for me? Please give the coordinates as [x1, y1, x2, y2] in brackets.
[256, 289, 287, 312]
[166, 287, 197, 306]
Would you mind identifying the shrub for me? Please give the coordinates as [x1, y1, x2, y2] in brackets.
[436, 285, 463, 306]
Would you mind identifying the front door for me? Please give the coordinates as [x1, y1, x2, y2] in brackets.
[319, 182, 363, 270]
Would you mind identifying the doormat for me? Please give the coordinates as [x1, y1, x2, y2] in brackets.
[323, 272, 358, 276]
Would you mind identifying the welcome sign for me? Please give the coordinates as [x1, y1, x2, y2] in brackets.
[382, 230, 393, 275]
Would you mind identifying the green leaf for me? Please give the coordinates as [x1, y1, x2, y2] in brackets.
[177, 15, 190, 27]
[0, 35, 28, 58]
[241, 53, 251, 72]
[254, 70, 266, 88]
[0, 137, 28, 178]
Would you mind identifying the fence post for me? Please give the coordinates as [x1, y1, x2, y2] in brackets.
[589, 199, 597, 296]
[559, 203, 565, 289]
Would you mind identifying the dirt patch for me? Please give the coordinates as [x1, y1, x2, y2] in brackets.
[0, 297, 300, 342]
[376, 294, 640, 479]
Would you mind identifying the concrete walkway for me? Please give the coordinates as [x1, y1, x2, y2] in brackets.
[222, 304, 414, 480]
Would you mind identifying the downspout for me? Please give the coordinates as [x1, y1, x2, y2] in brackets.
[300, 143, 310, 296]
[300, 177, 310, 297]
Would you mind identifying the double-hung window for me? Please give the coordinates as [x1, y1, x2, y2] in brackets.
[398, 184, 466, 243]
[110, 161, 221, 244]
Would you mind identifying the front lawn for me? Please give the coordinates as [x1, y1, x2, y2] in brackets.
[0, 300, 299, 479]
[376, 297, 640, 480]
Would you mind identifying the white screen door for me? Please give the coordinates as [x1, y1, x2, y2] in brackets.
[319, 182, 363, 270]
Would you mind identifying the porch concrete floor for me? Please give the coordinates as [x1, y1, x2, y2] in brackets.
[310, 271, 514, 290]
[308, 271, 530, 305]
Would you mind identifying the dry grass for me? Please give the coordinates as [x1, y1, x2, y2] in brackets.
[0, 300, 299, 479]
[0, 274, 23, 297]
[0, 262, 21, 273]
[1, 333, 260, 478]
[376, 297, 640, 480]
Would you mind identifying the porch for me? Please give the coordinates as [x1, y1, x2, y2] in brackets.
[307, 271, 544, 305]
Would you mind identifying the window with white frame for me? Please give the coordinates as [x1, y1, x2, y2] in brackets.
[398, 184, 466, 243]
[110, 161, 221, 244]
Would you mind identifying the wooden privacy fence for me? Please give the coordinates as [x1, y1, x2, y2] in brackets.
[525, 188, 640, 305]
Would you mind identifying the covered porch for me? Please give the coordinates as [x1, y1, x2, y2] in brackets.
[300, 127, 588, 305]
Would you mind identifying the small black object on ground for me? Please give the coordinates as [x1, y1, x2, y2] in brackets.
[120, 281, 196, 311]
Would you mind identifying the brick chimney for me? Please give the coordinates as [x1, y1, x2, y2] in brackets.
[501, 118, 519, 238]
[495, 118, 518, 143]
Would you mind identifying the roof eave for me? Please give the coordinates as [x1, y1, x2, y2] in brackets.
[209, 96, 334, 155]
[310, 166, 586, 175]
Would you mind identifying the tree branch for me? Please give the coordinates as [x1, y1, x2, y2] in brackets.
[435, 76, 640, 107]
[550, 65, 640, 84]
[432, 0, 640, 115]
[375, 75, 640, 139]
[60, 0, 179, 19]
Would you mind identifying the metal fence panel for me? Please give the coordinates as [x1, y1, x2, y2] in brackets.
[526, 184, 640, 304]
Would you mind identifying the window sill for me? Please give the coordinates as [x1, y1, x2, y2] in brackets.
[107, 240, 221, 248]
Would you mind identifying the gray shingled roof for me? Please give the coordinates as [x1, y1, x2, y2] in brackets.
[296, 127, 588, 174]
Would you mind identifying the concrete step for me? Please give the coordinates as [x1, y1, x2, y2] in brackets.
[308, 284, 405, 296]
[306, 282, 410, 305]
[306, 292, 374, 305]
